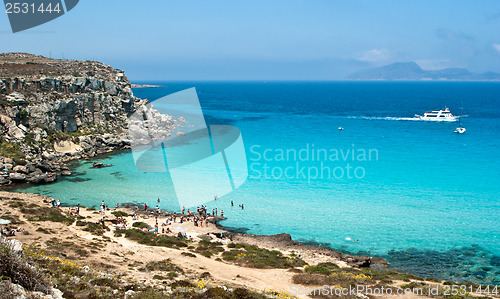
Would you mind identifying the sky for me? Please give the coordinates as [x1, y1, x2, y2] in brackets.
[1, 0, 500, 80]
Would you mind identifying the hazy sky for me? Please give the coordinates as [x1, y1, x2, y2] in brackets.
[1, 0, 500, 80]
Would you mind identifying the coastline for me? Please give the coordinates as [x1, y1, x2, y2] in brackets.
[130, 84, 164, 88]
[2, 190, 498, 298]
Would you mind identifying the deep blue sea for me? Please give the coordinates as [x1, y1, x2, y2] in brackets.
[18, 82, 500, 284]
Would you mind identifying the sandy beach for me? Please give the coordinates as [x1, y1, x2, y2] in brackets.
[2, 190, 496, 299]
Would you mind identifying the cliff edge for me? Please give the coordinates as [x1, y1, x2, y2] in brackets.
[0, 53, 173, 185]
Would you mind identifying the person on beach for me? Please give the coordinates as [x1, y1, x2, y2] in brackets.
[101, 201, 105, 209]
[182, 206, 185, 214]
[231, 200, 233, 206]
[76, 204, 80, 216]
[221, 210, 224, 218]
[116, 203, 119, 208]
[56, 199, 61, 207]
[144, 203, 147, 211]
[157, 198, 160, 203]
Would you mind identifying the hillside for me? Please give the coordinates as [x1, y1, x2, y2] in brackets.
[0, 53, 174, 185]
[347, 62, 500, 81]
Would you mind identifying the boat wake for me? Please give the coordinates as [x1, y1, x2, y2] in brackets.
[346, 116, 422, 121]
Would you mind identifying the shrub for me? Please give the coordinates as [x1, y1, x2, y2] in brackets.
[132, 222, 150, 229]
[144, 259, 183, 273]
[23, 206, 75, 225]
[36, 227, 53, 234]
[115, 229, 188, 248]
[181, 252, 196, 258]
[111, 211, 129, 217]
[170, 280, 195, 289]
[306, 265, 333, 275]
[0, 239, 52, 293]
[292, 273, 334, 286]
[222, 243, 305, 269]
[82, 222, 108, 236]
[1, 214, 24, 225]
[0, 142, 26, 165]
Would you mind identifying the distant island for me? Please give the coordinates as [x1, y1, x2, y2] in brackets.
[131, 83, 163, 88]
[347, 62, 500, 81]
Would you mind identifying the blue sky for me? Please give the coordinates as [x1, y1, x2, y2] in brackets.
[1, 0, 500, 80]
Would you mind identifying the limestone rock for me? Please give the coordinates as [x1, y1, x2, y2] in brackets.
[13, 165, 28, 173]
[9, 172, 26, 181]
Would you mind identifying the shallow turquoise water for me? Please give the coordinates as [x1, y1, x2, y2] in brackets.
[17, 82, 500, 283]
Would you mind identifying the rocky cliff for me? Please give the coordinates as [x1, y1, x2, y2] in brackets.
[0, 53, 174, 185]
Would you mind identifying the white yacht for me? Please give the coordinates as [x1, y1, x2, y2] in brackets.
[415, 108, 458, 122]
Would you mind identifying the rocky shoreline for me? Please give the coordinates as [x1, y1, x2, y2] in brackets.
[231, 232, 388, 269]
[0, 53, 175, 186]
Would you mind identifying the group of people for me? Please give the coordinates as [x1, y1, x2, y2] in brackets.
[69, 204, 80, 216]
[1, 226, 23, 237]
[50, 198, 61, 207]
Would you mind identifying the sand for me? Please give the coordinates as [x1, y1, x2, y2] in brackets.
[0, 190, 466, 299]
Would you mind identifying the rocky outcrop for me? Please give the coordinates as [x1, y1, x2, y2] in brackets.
[0, 53, 174, 185]
[232, 233, 388, 268]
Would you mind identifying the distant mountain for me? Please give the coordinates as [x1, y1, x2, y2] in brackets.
[347, 62, 500, 81]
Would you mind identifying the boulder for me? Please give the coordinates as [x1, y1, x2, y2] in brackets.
[26, 173, 56, 184]
[5, 91, 26, 104]
[7, 239, 23, 253]
[51, 287, 64, 299]
[92, 162, 112, 168]
[13, 165, 28, 174]
[9, 172, 26, 181]
[104, 81, 118, 95]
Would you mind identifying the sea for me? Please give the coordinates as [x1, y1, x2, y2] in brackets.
[16, 81, 500, 284]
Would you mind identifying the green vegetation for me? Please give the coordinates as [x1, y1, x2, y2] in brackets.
[0, 141, 26, 165]
[111, 210, 129, 217]
[21, 205, 75, 225]
[143, 259, 184, 273]
[132, 221, 150, 229]
[82, 221, 109, 236]
[305, 262, 340, 275]
[194, 240, 225, 258]
[181, 252, 197, 258]
[36, 227, 54, 234]
[0, 239, 52, 294]
[0, 213, 24, 225]
[46, 129, 87, 143]
[114, 229, 189, 249]
[222, 243, 306, 269]
[19, 109, 29, 122]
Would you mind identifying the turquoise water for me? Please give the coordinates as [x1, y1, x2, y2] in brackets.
[18, 82, 500, 284]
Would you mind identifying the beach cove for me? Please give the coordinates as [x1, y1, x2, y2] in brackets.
[4, 190, 499, 298]
[14, 81, 500, 285]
